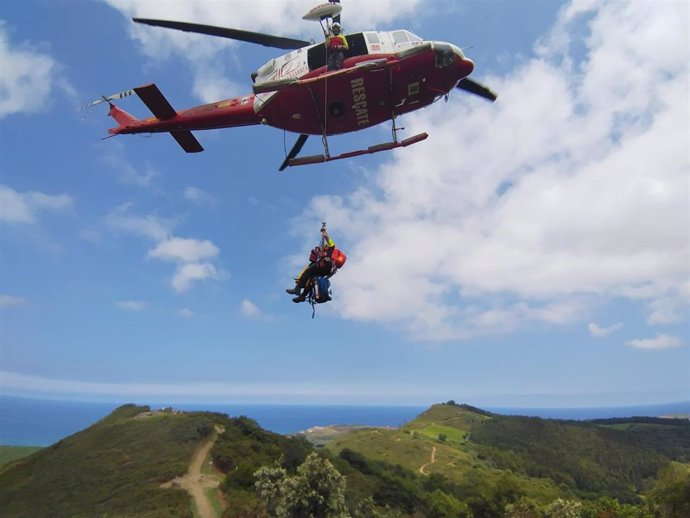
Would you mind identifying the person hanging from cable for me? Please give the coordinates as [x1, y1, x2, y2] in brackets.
[326, 22, 348, 71]
[286, 222, 346, 303]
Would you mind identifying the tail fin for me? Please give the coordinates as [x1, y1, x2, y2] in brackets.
[107, 103, 140, 134]
[98, 83, 204, 153]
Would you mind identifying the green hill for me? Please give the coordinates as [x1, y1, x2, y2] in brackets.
[0, 446, 43, 467]
[325, 401, 690, 515]
[469, 411, 690, 501]
[1, 401, 688, 518]
[0, 404, 214, 517]
[0, 405, 314, 518]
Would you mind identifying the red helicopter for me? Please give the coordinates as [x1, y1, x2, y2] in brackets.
[87, 1, 496, 170]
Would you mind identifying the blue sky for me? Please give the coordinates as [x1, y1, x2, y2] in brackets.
[1, 0, 688, 407]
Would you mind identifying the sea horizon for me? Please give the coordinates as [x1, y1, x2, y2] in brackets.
[1, 394, 688, 447]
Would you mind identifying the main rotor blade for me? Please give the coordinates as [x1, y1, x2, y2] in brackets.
[279, 134, 309, 171]
[456, 78, 498, 102]
[133, 18, 310, 50]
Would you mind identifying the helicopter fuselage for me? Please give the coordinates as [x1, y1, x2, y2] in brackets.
[109, 29, 474, 139]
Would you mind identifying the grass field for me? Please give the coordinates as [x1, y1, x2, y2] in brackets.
[326, 404, 564, 504]
[298, 425, 379, 448]
[414, 423, 468, 445]
[0, 446, 43, 467]
[405, 403, 492, 433]
[327, 426, 480, 480]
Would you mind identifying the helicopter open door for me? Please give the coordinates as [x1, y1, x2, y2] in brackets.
[307, 32, 369, 71]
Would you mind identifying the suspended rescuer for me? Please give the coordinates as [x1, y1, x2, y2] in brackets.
[286, 223, 346, 303]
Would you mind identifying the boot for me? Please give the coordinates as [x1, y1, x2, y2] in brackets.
[286, 286, 300, 295]
[292, 294, 306, 303]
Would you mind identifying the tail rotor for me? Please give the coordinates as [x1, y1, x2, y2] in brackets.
[80, 89, 135, 112]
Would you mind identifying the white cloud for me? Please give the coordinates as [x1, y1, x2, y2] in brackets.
[115, 300, 147, 311]
[0, 294, 26, 307]
[0, 22, 57, 118]
[183, 186, 216, 206]
[0, 369, 440, 403]
[0, 185, 73, 224]
[177, 308, 195, 318]
[106, 203, 173, 241]
[588, 322, 622, 337]
[102, 149, 161, 188]
[295, 0, 689, 340]
[647, 296, 684, 325]
[191, 70, 247, 104]
[240, 299, 260, 318]
[149, 237, 219, 263]
[627, 334, 684, 351]
[171, 262, 219, 292]
[117, 163, 160, 188]
[106, 204, 223, 293]
[106, 0, 423, 48]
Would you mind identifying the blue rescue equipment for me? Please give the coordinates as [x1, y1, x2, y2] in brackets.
[306, 276, 332, 318]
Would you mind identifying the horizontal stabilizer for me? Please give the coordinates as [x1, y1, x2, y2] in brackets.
[171, 130, 204, 153]
[134, 84, 177, 120]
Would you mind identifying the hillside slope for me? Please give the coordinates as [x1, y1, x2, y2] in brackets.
[0, 404, 217, 518]
[0, 405, 315, 518]
[0, 446, 43, 467]
[328, 402, 690, 505]
[1, 401, 688, 518]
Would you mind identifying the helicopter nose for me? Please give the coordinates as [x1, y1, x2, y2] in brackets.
[450, 44, 474, 75]
[450, 44, 464, 59]
[462, 57, 475, 76]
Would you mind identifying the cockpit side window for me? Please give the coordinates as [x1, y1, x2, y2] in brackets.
[365, 32, 380, 45]
[434, 43, 454, 68]
[406, 31, 422, 42]
[392, 31, 409, 44]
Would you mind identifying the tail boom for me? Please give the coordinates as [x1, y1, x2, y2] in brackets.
[106, 83, 262, 152]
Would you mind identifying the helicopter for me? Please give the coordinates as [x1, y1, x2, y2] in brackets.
[86, 1, 497, 170]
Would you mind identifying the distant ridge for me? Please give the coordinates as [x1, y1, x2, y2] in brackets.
[1, 401, 688, 517]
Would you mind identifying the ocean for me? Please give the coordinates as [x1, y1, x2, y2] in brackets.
[1, 395, 688, 447]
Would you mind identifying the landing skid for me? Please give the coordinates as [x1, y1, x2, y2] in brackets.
[286, 132, 428, 168]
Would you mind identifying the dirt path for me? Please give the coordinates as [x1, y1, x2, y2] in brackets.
[419, 446, 437, 475]
[162, 432, 223, 518]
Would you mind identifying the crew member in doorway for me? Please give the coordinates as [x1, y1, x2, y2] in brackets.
[326, 22, 348, 71]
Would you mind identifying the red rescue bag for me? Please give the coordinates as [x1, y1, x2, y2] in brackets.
[331, 248, 347, 269]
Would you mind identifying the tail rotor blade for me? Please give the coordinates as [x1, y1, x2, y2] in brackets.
[456, 78, 497, 102]
[279, 134, 309, 171]
[80, 89, 135, 111]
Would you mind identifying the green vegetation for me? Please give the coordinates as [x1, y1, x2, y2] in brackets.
[255, 452, 348, 517]
[1, 401, 688, 518]
[470, 414, 690, 501]
[211, 415, 314, 517]
[0, 446, 42, 467]
[322, 403, 690, 516]
[0, 404, 216, 518]
[648, 462, 690, 518]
